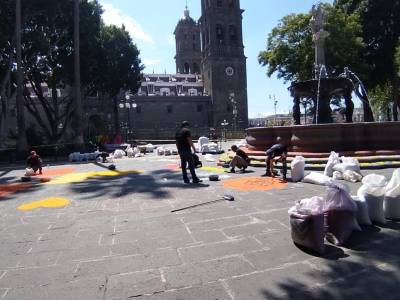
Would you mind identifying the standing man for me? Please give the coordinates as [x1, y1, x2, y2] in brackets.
[263, 143, 288, 180]
[229, 145, 251, 173]
[175, 121, 202, 184]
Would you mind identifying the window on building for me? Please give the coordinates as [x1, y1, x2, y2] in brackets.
[136, 105, 141, 113]
[193, 63, 200, 74]
[216, 24, 224, 43]
[193, 43, 196, 50]
[217, 0, 222, 7]
[197, 104, 203, 112]
[227, 104, 232, 112]
[229, 0, 234, 8]
[184, 63, 190, 74]
[229, 25, 237, 42]
[193, 34, 196, 40]
[167, 105, 173, 113]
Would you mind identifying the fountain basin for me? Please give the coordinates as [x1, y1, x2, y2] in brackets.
[246, 122, 400, 153]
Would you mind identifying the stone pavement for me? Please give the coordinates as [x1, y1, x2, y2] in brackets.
[0, 145, 399, 299]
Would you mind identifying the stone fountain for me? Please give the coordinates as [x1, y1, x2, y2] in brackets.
[246, 3, 400, 154]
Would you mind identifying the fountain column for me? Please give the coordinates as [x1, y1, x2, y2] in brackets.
[344, 91, 354, 123]
[293, 96, 301, 125]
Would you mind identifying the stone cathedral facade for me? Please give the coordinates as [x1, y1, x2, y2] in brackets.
[125, 0, 249, 138]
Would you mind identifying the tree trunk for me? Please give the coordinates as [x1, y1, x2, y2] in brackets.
[113, 96, 120, 135]
[72, 0, 84, 148]
[16, 0, 27, 154]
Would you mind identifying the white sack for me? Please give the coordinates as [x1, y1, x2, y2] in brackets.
[324, 151, 340, 177]
[352, 195, 372, 225]
[357, 174, 388, 224]
[113, 149, 125, 159]
[333, 163, 361, 175]
[342, 170, 363, 183]
[333, 171, 343, 180]
[293, 196, 325, 215]
[303, 172, 333, 186]
[25, 168, 35, 176]
[146, 144, 155, 153]
[384, 169, 400, 220]
[290, 156, 306, 183]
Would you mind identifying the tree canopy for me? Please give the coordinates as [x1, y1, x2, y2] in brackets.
[0, 0, 143, 146]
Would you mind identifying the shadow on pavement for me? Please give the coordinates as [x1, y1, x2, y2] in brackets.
[68, 168, 209, 200]
[260, 227, 400, 299]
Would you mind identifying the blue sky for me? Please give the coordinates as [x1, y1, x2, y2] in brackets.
[99, 0, 331, 118]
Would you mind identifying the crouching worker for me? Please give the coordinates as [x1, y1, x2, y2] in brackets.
[27, 151, 43, 175]
[263, 144, 287, 180]
[229, 145, 251, 173]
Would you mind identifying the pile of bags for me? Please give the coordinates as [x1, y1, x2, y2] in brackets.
[196, 136, 219, 153]
[289, 182, 359, 254]
[68, 151, 100, 162]
[324, 151, 363, 183]
[290, 169, 400, 254]
[157, 147, 178, 156]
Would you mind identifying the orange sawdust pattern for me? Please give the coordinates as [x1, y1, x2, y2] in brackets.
[164, 164, 180, 172]
[0, 183, 32, 198]
[223, 176, 288, 191]
[37, 168, 75, 177]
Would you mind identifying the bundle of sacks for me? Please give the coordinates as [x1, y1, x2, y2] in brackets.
[196, 136, 219, 153]
[290, 169, 400, 254]
[357, 171, 400, 223]
[289, 182, 360, 254]
[69, 151, 99, 162]
[324, 151, 363, 183]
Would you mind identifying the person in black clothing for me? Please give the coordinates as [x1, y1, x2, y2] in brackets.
[229, 145, 251, 173]
[27, 150, 43, 175]
[175, 121, 202, 184]
[263, 143, 287, 180]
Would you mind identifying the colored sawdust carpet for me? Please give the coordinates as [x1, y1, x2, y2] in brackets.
[223, 176, 288, 191]
[17, 197, 70, 211]
[46, 170, 141, 185]
[200, 166, 227, 173]
[164, 164, 180, 172]
[0, 183, 32, 198]
[37, 167, 75, 177]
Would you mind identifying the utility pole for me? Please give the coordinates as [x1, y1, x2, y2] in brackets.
[16, 0, 27, 155]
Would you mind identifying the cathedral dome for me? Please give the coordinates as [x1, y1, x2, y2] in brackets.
[177, 7, 196, 26]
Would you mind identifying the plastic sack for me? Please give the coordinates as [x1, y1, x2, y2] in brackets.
[324, 182, 357, 212]
[113, 149, 125, 159]
[361, 174, 388, 196]
[25, 168, 35, 176]
[146, 144, 155, 153]
[384, 169, 400, 220]
[342, 170, 363, 183]
[127, 147, 135, 157]
[324, 151, 340, 177]
[352, 195, 372, 225]
[333, 171, 343, 180]
[157, 147, 165, 156]
[333, 163, 361, 175]
[303, 172, 333, 186]
[326, 210, 360, 246]
[357, 186, 387, 224]
[289, 208, 325, 254]
[341, 156, 361, 170]
[294, 196, 325, 215]
[291, 156, 306, 183]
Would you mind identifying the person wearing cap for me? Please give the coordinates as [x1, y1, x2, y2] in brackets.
[27, 150, 43, 175]
[263, 143, 288, 180]
[175, 121, 202, 184]
[229, 145, 251, 173]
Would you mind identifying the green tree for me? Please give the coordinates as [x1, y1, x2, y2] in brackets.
[335, 0, 400, 119]
[396, 41, 400, 77]
[21, 0, 102, 143]
[96, 25, 143, 135]
[369, 82, 393, 121]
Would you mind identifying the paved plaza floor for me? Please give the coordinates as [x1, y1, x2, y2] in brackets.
[0, 143, 399, 299]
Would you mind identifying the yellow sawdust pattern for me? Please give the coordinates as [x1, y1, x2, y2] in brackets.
[45, 170, 141, 185]
[200, 166, 227, 173]
[223, 176, 288, 191]
[17, 198, 70, 211]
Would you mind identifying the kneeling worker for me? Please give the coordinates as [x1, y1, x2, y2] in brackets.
[263, 143, 287, 180]
[229, 145, 251, 173]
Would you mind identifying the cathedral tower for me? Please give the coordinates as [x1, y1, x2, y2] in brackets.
[174, 6, 202, 74]
[199, 0, 248, 129]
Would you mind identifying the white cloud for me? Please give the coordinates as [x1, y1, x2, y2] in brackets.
[100, 2, 154, 44]
[143, 58, 162, 67]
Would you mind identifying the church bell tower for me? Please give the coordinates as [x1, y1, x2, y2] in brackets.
[174, 5, 202, 74]
[199, 0, 248, 129]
